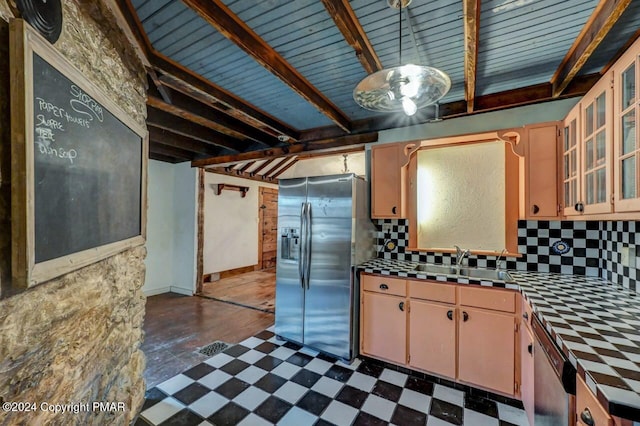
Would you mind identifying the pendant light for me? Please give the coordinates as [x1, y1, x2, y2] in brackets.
[353, 0, 451, 116]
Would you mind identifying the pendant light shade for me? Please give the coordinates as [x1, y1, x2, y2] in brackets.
[353, 64, 451, 115]
[353, 1, 451, 116]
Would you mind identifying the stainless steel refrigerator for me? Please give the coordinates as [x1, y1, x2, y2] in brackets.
[275, 173, 375, 361]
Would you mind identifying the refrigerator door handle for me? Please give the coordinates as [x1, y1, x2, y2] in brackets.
[299, 202, 307, 288]
[305, 201, 312, 289]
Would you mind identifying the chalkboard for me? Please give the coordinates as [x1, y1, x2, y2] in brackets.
[32, 54, 142, 262]
[10, 20, 147, 289]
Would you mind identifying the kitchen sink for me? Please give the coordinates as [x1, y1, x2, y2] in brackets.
[458, 268, 515, 283]
[413, 263, 458, 275]
[413, 263, 515, 283]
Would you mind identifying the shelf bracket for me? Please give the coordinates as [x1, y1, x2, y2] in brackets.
[213, 183, 249, 198]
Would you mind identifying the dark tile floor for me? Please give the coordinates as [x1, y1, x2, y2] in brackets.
[137, 327, 529, 426]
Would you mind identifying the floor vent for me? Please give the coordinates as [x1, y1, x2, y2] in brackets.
[198, 341, 230, 357]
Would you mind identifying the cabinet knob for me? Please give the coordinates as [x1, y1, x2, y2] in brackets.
[379, 284, 389, 290]
[532, 204, 540, 214]
[447, 310, 453, 320]
[527, 343, 533, 355]
[392, 206, 397, 214]
[575, 202, 584, 212]
[523, 312, 529, 320]
[580, 408, 595, 426]
[462, 311, 469, 322]
[399, 301, 405, 312]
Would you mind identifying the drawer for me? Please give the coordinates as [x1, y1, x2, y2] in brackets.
[362, 274, 406, 297]
[459, 286, 516, 313]
[521, 295, 534, 330]
[576, 375, 612, 426]
[409, 280, 456, 304]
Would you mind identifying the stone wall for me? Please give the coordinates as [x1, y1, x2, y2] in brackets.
[0, 1, 147, 424]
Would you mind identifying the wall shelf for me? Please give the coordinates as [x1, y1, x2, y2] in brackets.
[213, 183, 249, 198]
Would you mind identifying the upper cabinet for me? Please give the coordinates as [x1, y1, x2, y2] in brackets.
[562, 74, 614, 216]
[581, 74, 613, 215]
[371, 143, 408, 218]
[563, 104, 582, 216]
[613, 44, 640, 212]
[560, 36, 640, 217]
[523, 122, 561, 219]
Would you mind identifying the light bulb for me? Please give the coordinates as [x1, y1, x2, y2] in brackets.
[402, 97, 417, 116]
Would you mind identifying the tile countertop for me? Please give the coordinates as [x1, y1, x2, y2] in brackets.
[358, 258, 640, 421]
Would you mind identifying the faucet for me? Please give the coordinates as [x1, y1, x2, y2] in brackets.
[454, 245, 470, 267]
[496, 249, 508, 270]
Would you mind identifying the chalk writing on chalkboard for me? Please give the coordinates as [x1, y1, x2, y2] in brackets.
[32, 53, 143, 264]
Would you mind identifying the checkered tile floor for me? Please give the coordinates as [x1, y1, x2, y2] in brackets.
[136, 327, 528, 425]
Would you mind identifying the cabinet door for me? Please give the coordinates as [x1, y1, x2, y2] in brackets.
[576, 375, 613, 426]
[581, 75, 613, 214]
[409, 300, 456, 378]
[526, 122, 560, 219]
[371, 144, 403, 218]
[361, 291, 406, 364]
[563, 103, 582, 216]
[614, 51, 640, 211]
[458, 307, 515, 395]
[520, 324, 535, 426]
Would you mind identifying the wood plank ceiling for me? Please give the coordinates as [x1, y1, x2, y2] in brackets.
[115, 0, 640, 176]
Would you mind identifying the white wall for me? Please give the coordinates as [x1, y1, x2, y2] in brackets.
[279, 152, 366, 179]
[172, 163, 198, 293]
[144, 160, 197, 296]
[203, 173, 277, 274]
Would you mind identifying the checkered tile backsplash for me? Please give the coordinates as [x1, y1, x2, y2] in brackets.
[375, 219, 640, 293]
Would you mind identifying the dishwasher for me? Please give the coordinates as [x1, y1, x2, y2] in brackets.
[532, 313, 577, 426]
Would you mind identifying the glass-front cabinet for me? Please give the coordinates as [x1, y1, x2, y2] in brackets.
[563, 105, 581, 216]
[561, 72, 614, 216]
[580, 74, 613, 214]
[614, 47, 640, 211]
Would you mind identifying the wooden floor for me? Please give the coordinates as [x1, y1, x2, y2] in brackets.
[141, 292, 274, 389]
[200, 269, 276, 313]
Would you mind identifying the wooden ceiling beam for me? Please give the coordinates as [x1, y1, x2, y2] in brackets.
[148, 125, 222, 157]
[259, 159, 288, 177]
[238, 162, 256, 174]
[150, 143, 196, 161]
[154, 62, 300, 141]
[270, 157, 299, 179]
[552, 0, 631, 97]
[147, 69, 172, 104]
[321, 0, 382, 74]
[249, 158, 278, 176]
[147, 86, 280, 147]
[204, 167, 277, 184]
[182, 0, 352, 132]
[296, 74, 600, 143]
[147, 107, 248, 153]
[149, 152, 184, 164]
[192, 133, 378, 167]
[294, 146, 364, 161]
[463, 0, 481, 113]
[114, 0, 299, 141]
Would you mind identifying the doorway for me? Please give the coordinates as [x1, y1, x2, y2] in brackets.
[258, 186, 278, 270]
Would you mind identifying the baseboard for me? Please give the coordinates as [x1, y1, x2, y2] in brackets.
[170, 286, 194, 296]
[143, 286, 171, 296]
[206, 264, 259, 282]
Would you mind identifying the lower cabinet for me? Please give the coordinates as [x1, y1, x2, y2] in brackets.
[576, 375, 613, 426]
[361, 291, 407, 365]
[360, 273, 521, 397]
[458, 307, 515, 395]
[409, 300, 456, 378]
